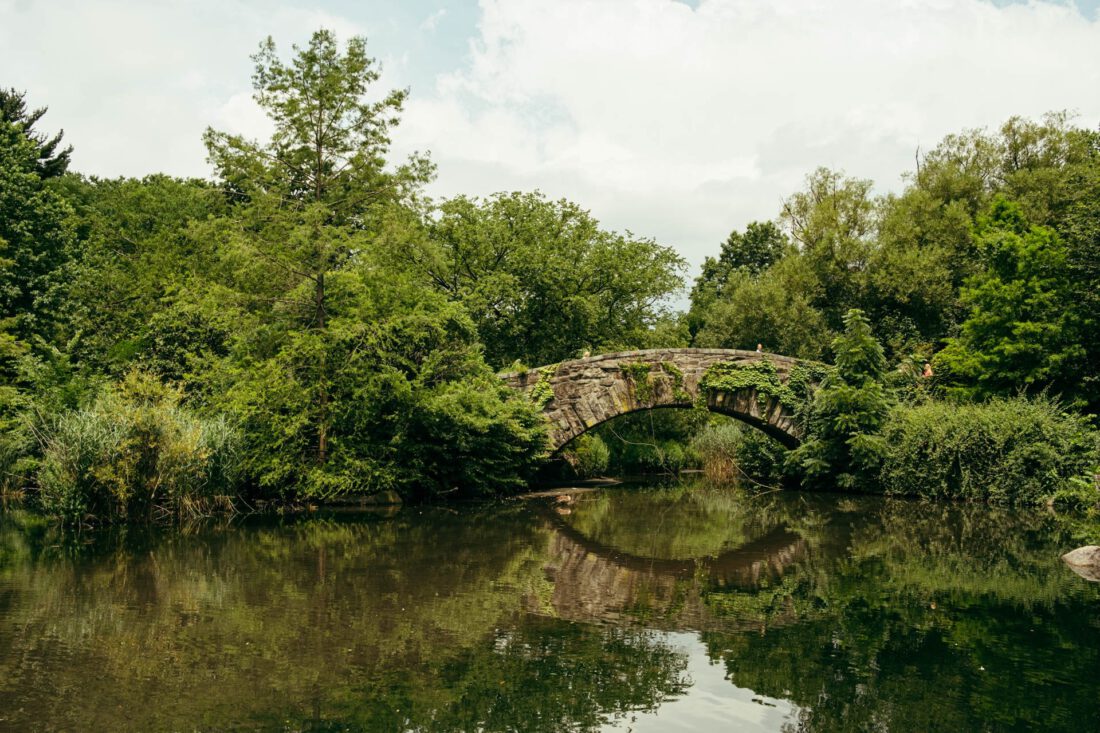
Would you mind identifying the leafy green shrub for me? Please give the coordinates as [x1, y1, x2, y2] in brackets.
[1, 351, 102, 498]
[140, 303, 229, 383]
[736, 429, 787, 486]
[880, 396, 1099, 505]
[218, 291, 548, 502]
[35, 371, 241, 524]
[607, 437, 694, 475]
[660, 441, 692, 473]
[564, 434, 611, 478]
[595, 410, 707, 476]
[399, 379, 548, 500]
[0, 434, 33, 500]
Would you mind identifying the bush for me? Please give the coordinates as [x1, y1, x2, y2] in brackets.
[35, 371, 241, 524]
[606, 437, 695, 475]
[399, 378, 548, 500]
[691, 420, 787, 486]
[880, 396, 1099, 505]
[596, 410, 707, 476]
[690, 422, 741, 482]
[216, 287, 547, 502]
[564, 434, 611, 478]
[737, 429, 787, 486]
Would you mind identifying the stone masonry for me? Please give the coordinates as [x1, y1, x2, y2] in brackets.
[500, 348, 811, 452]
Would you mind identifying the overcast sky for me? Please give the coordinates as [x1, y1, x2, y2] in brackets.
[3, 0, 1099, 280]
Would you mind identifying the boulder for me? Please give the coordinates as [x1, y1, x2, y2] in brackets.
[1061, 545, 1100, 583]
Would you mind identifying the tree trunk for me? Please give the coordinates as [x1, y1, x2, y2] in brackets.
[316, 270, 328, 464]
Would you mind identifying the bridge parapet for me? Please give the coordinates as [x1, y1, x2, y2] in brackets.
[501, 348, 819, 452]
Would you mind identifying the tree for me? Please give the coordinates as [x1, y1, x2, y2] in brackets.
[58, 175, 226, 373]
[687, 221, 789, 338]
[781, 168, 877, 330]
[198, 31, 544, 499]
[202, 30, 432, 467]
[791, 309, 889, 489]
[1053, 126, 1100, 412]
[0, 97, 74, 346]
[0, 88, 71, 179]
[694, 256, 832, 360]
[212, 268, 546, 500]
[0, 93, 77, 492]
[866, 189, 972, 356]
[934, 199, 1086, 405]
[391, 191, 685, 368]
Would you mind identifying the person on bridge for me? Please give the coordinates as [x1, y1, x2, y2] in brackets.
[756, 343, 763, 353]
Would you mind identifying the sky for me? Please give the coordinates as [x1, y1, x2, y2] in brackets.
[2, 0, 1099, 282]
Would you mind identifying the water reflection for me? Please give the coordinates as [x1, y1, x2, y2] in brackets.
[1, 485, 1098, 732]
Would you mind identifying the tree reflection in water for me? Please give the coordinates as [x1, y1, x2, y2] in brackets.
[0, 484, 1098, 731]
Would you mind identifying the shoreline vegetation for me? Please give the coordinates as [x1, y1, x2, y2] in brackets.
[2, 30, 1098, 527]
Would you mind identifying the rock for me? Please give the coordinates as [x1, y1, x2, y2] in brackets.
[1061, 545, 1100, 582]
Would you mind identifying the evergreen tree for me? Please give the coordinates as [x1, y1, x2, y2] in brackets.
[202, 29, 432, 467]
[0, 88, 72, 179]
[0, 92, 76, 492]
[0, 95, 74, 345]
[791, 309, 889, 489]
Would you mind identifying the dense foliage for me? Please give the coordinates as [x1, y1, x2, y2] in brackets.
[1, 28, 1098, 519]
[389, 191, 686, 368]
[36, 371, 239, 524]
[879, 397, 1098, 505]
[790, 309, 891, 489]
[0, 31, 688, 520]
[934, 199, 1086, 404]
[687, 114, 1100, 401]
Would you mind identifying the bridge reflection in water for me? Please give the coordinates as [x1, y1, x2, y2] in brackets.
[530, 493, 809, 631]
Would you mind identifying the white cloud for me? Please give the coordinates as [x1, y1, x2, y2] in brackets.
[393, 0, 1100, 277]
[421, 8, 448, 31]
[3, 0, 1098, 284]
[0, 0, 367, 178]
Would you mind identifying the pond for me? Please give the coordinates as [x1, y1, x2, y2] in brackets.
[1, 483, 1098, 731]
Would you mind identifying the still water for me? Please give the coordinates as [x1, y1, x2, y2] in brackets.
[1, 484, 1098, 732]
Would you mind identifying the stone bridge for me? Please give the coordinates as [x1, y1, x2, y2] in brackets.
[501, 348, 822, 453]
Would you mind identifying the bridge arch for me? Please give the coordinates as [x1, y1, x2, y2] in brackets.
[500, 348, 822, 453]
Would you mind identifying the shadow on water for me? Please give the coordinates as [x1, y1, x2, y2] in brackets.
[1, 483, 1099, 731]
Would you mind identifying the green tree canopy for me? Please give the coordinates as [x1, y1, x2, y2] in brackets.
[780, 168, 877, 330]
[688, 220, 790, 339]
[934, 198, 1086, 404]
[0, 88, 71, 179]
[193, 30, 545, 500]
[390, 191, 686, 368]
[0, 98, 74, 346]
[694, 256, 832, 359]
